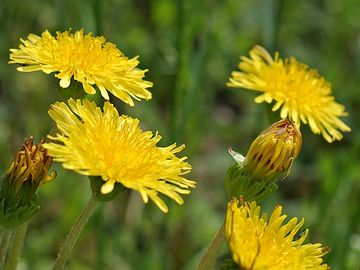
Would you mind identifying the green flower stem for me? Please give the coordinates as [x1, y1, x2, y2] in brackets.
[5, 222, 28, 270]
[0, 229, 12, 270]
[6, 222, 29, 270]
[52, 195, 99, 270]
[196, 221, 225, 270]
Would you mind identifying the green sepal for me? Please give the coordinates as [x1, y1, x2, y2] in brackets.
[219, 257, 239, 270]
[57, 81, 106, 107]
[84, 90, 105, 107]
[0, 179, 40, 229]
[89, 176, 126, 202]
[225, 163, 278, 202]
[57, 81, 88, 101]
[0, 199, 39, 229]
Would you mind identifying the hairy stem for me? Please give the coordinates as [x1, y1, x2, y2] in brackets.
[52, 195, 99, 270]
[0, 230, 12, 270]
[196, 221, 225, 270]
[5, 222, 28, 270]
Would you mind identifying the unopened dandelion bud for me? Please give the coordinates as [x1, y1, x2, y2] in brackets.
[0, 137, 56, 228]
[225, 119, 301, 201]
[244, 118, 302, 179]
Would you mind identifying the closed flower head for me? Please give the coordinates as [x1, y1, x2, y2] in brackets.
[244, 118, 301, 179]
[43, 99, 195, 213]
[225, 198, 330, 270]
[9, 29, 153, 106]
[0, 137, 56, 228]
[227, 45, 350, 143]
[5, 137, 55, 193]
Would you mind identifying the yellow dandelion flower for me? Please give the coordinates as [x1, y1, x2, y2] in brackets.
[43, 98, 195, 213]
[9, 29, 153, 106]
[227, 45, 350, 143]
[225, 198, 330, 270]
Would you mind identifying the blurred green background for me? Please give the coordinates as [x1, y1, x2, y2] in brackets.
[0, 0, 359, 269]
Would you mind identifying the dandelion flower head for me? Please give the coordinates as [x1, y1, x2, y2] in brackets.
[227, 45, 350, 143]
[225, 198, 330, 269]
[9, 29, 153, 106]
[43, 99, 195, 213]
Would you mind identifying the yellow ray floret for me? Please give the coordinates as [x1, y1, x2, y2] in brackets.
[227, 45, 350, 143]
[225, 198, 330, 270]
[43, 99, 195, 213]
[9, 29, 153, 106]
